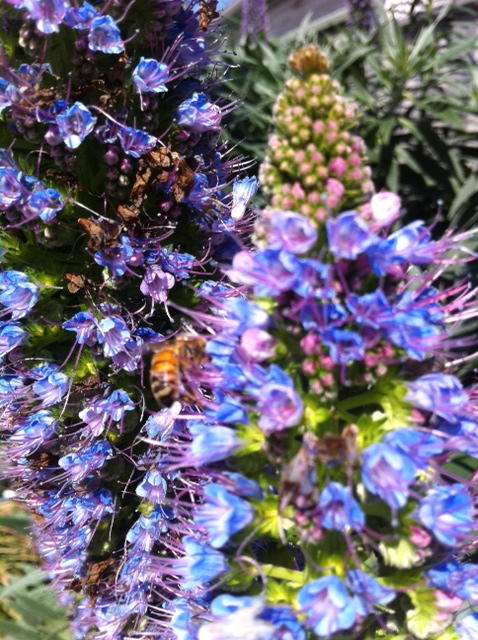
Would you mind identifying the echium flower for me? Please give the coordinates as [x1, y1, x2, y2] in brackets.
[259, 45, 373, 222]
[167, 48, 476, 640]
[1, 1, 258, 638]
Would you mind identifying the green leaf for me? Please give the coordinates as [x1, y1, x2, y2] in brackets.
[406, 588, 449, 639]
[379, 536, 424, 569]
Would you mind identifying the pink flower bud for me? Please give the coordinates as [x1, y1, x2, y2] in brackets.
[302, 360, 316, 375]
[434, 590, 463, 613]
[300, 332, 321, 356]
[329, 157, 348, 178]
[294, 151, 305, 164]
[312, 121, 325, 135]
[292, 182, 305, 199]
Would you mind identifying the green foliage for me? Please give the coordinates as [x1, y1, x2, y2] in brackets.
[220, 6, 478, 226]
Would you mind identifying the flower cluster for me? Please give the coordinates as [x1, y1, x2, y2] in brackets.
[2, 18, 477, 640]
[1, 1, 258, 637]
[259, 45, 373, 221]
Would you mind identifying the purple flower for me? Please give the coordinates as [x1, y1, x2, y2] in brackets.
[229, 249, 301, 297]
[195, 484, 255, 548]
[118, 126, 156, 157]
[56, 102, 97, 149]
[361, 443, 416, 509]
[268, 211, 318, 255]
[79, 398, 111, 437]
[188, 422, 241, 464]
[24, 187, 64, 223]
[132, 57, 169, 93]
[319, 482, 364, 531]
[94, 236, 134, 276]
[88, 15, 124, 54]
[140, 266, 175, 304]
[176, 92, 222, 132]
[23, 0, 67, 34]
[240, 328, 277, 362]
[136, 469, 167, 504]
[230, 176, 258, 222]
[1, 322, 27, 357]
[258, 379, 303, 434]
[417, 483, 473, 547]
[1, 167, 23, 208]
[63, 1, 97, 30]
[346, 570, 395, 616]
[321, 328, 365, 364]
[96, 317, 131, 357]
[406, 374, 469, 422]
[297, 575, 357, 636]
[32, 364, 69, 407]
[326, 211, 376, 260]
[220, 472, 263, 500]
[62, 311, 97, 345]
[126, 507, 168, 553]
[58, 441, 113, 482]
[181, 536, 228, 590]
[426, 563, 478, 604]
[1, 271, 39, 320]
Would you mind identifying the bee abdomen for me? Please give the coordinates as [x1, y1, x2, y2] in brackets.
[150, 351, 179, 407]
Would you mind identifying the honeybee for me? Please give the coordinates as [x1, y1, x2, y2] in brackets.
[150, 335, 207, 408]
[316, 424, 359, 468]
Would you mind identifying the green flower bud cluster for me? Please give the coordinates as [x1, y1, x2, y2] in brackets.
[259, 45, 373, 221]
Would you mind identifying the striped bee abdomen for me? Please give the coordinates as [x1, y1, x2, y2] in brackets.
[149, 347, 180, 407]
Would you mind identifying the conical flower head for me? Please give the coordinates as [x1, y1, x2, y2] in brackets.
[260, 45, 372, 222]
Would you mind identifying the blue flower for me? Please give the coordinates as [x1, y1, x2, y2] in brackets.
[32, 364, 69, 407]
[14, 410, 56, 455]
[268, 210, 318, 255]
[320, 328, 366, 364]
[63, 1, 97, 30]
[58, 441, 113, 482]
[456, 614, 478, 640]
[383, 429, 443, 471]
[96, 317, 131, 357]
[188, 422, 241, 464]
[136, 469, 167, 504]
[176, 92, 222, 132]
[118, 126, 156, 157]
[1, 322, 27, 357]
[181, 536, 228, 590]
[326, 210, 376, 260]
[426, 563, 478, 604]
[23, 0, 67, 34]
[230, 176, 258, 221]
[195, 484, 255, 548]
[132, 57, 169, 93]
[1, 78, 14, 114]
[406, 374, 469, 421]
[361, 443, 416, 509]
[230, 249, 302, 297]
[56, 102, 97, 149]
[297, 575, 357, 636]
[1, 271, 39, 320]
[346, 570, 395, 616]
[417, 483, 473, 547]
[220, 472, 263, 500]
[107, 389, 134, 422]
[126, 507, 168, 553]
[161, 250, 195, 279]
[88, 15, 124, 54]
[319, 482, 364, 531]
[25, 187, 64, 223]
[62, 311, 97, 345]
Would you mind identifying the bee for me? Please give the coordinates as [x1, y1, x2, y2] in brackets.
[316, 424, 359, 467]
[150, 335, 207, 408]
